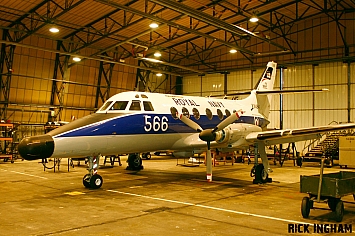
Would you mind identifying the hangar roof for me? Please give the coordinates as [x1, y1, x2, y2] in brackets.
[1, 0, 355, 75]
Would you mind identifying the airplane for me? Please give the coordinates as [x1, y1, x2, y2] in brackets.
[18, 61, 355, 189]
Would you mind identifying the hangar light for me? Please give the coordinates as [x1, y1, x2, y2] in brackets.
[154, 51, 162, 57]
[250, 16, 259, 23]
[73, 57, 81, 62]
[149, 22, 159, 28]
[229, 49, 237, 53]
[49, 26, 59, 33]
[156, 73, 163, 77]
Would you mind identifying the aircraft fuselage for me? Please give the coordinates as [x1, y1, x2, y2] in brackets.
[18, 91, 267, 160]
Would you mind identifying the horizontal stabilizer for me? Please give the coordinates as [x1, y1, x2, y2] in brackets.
[211, 88, 328, 97]
[255, 88, 328, 95]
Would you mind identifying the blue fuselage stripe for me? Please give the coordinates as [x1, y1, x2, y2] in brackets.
[55, 113, 269, 138]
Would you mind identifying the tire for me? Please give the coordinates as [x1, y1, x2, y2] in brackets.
[127, 153, 143, 170]
[335, 200, 344, 222]
[301, 197, 311, 218]
[255, 164, 268, 183]
[261, 168, 268, 182]
[145, 153, 151, 160]
[82, 174, 91, 188]
[327, 198, 337, 212]
[250, 166, 256, 177]
[90, 174, 103, 189]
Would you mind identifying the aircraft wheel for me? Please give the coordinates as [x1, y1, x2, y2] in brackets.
[145, 153, 151, 159]
[327, 198, 337, 212]
[254, 164, 268, 183]
[335, 200, 344, 222]
[261, 168, 268, 183]
[83, 174, 91, 188]
[301, 197, 311, 218]
[90, 174, 103, 189]
[250, 166, 255, 177]
[127, 153, 143, 170]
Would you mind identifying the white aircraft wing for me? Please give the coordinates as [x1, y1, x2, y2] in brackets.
[246, 123, 355, 146]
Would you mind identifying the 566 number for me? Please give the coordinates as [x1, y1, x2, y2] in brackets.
[144, 115, 168, 132]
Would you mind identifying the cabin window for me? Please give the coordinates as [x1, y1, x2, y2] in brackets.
[182, 107, 189, 118]
[99, 101, 113, 111]
[170, 107, 178, 119]
[217, 109, 224, 120]
[192, 108, 200, 120]
[143, 101, 154, 111]
[206, 108, 213, 120]
[110, 101, 128, 110]
[225, 109, 231, 117]
[141, 94, 148, 99]
[129, 100, 141, 111]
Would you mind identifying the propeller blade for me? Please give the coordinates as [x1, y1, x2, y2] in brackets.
[212, 110, 243, 132]
[178, 113, 203, 132]
[206, 141, 212, 182]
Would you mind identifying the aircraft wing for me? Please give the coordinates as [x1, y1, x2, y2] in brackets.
[245, 123, 355, 146]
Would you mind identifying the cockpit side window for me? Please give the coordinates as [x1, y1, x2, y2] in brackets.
[143, 101, 154, 111]
[99, 101, 113, 111]
[129, 100, 141, 111]
[110, 101, 129, 110]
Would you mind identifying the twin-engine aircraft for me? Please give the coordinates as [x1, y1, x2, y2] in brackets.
[18, 61, 355, 189]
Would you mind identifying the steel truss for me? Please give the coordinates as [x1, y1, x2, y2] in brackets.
[0, 30, 15, 120]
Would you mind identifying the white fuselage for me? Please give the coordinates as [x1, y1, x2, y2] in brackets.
[48, 91, 266, 158]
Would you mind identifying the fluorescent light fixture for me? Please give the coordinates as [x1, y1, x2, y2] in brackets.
[149, 22, 159, 28]
[154, 51, 162, 57]
[72, 57, 81, 62]
[142, 58, 161, 63]
[249, 16, 259, 23]
[156, 73, 163, 77]
[229, 49, 237, 53]
[49, 27, 59, 33]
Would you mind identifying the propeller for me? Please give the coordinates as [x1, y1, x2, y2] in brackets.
[178, 110, 243, 182]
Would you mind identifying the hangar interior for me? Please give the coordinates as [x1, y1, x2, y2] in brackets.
[1, 0, 354, 157]
[2, 1, 355, 235]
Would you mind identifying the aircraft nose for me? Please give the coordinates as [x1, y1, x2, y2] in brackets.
[18, 134, 54, 160]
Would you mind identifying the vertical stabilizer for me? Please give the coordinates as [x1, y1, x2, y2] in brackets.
[255, 61, 277, 91]
[243, 61, 277, 120]
[256, 61, 277, 119]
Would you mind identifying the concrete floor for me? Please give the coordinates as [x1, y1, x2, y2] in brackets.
[1, 156, 355, 236]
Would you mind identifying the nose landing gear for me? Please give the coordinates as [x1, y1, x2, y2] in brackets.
[82, 155, 103, 189]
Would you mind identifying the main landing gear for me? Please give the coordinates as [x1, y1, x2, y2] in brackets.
[126, 153, 144, 170]
[83, 155, 103, 189]
[251, 142, 272, 184]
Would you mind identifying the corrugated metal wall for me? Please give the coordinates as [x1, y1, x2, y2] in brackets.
[6, 36, 139, 124]
[183, 61, 355, 128]
[183, 61, 355, 152]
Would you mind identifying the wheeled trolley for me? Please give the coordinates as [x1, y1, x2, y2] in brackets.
[300, 171, 355, 222]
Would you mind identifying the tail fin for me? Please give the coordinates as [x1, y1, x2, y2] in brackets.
[254, 61, 277, 91]
[245, 61, 277, 120]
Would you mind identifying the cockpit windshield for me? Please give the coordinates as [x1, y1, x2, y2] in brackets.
[129, 100, 141, 111]
[110, 101, 129, 110]
[99, 101, 113, 111]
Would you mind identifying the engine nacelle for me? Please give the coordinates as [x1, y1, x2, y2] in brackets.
[215, 123, 262, 145]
